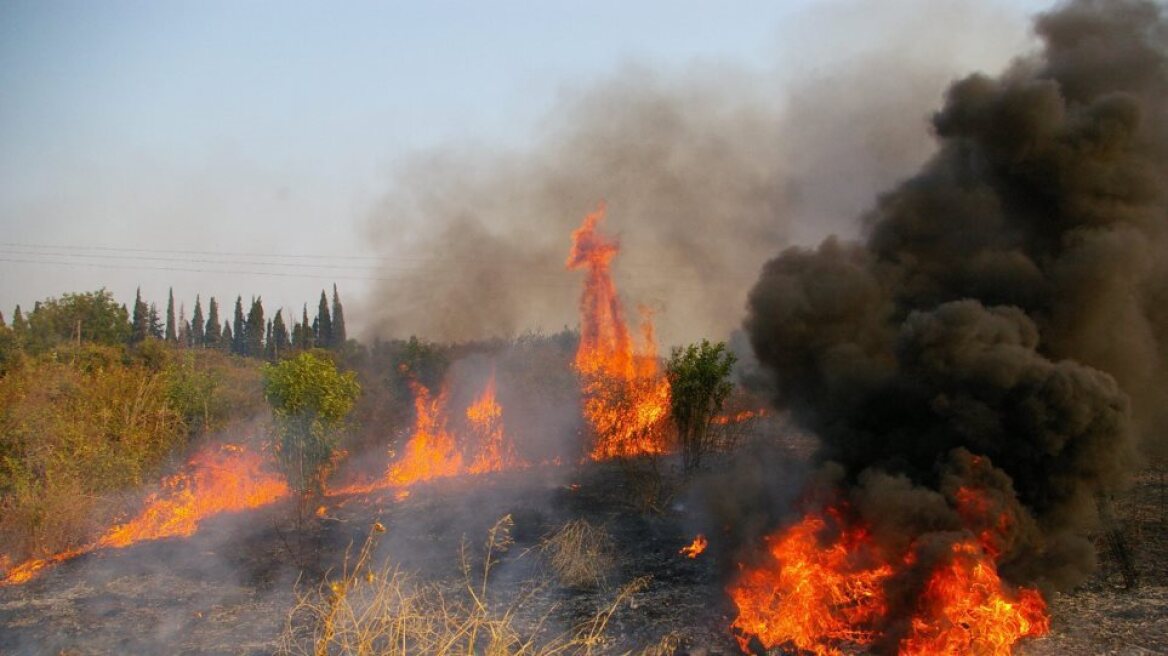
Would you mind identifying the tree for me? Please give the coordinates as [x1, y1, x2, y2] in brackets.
[205, 297, 221, 347]
[191, 295, 205, 347]
[22, 289, 131, 351]
[331, 284, 346, 347]
[165, 288, 177, 342]
[11, 305, 26, 337]
[263, 351, 360, 501]
[270, 309, 290, 359]
[300, 304, 312, 349]
[666, 339, 736, 473]
[148, 302, 163, 339]
[222, 321, 233, 352]
[232, 296, 246, 355]
[0, 311, 5, 329]
[131, 288, 149, 344]
[246, 296, 265, 357]
[315, 290, 332, 348]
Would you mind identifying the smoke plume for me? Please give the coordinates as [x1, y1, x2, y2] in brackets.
[360, 0, 1035, 347]
[745, 0, 1167, 591]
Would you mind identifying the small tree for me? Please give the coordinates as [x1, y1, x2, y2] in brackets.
[666, 339, 736, 473]
[263, 351, 360, 503]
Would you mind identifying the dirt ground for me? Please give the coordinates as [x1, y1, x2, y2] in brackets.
[1, 453, 1165, 655]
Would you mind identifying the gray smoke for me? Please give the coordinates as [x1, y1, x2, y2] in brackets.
[745, 0, 1166, 592]
[359, 0, 1035, 348]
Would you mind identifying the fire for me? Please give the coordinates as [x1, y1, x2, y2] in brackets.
[728, 501, 1049, 655]
[385, 381, 464, 486]
[566, 204, 671, 459]
[712, 409, 768, 425]
[680, 534, 708, 558]
[466, 373, 522, 474]
[1, 444, 288, 586]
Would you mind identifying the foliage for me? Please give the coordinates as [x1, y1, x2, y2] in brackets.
[21, 289, 130, 352]
[263, 351, 360, 499]
[0, 345, 188, 561]
[666, 339, 736, 473]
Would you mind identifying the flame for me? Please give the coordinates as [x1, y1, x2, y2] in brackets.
[712, 409, 768, 425]
[728, 500, 1049, 655]
[566, 204, 671, 459]
[466, 373, 522, 474]
[1, 444, 288, 586]
[680, 534, 708, 558]
[385, 381, 464, 486]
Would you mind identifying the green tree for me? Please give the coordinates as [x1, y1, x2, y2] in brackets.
[263, 351, 360, 501]
[11, 305, 27, 339]
[131, 288, 149, 344]
[190, 295, 205, 347]
[221, 321, 233, 352]
[270, 309, 290, 359]
[331, 284, 346, 347]
[315, 291, 332, 348]
[165, 288, 177, 342]
[299, 304, 313, 349]
[205, 297, 221, 347]
[246, 296, 265, 358]
[22, 289, 131, 351]
[148, 302, 163, 339]
[666, 339, 736, 473]
[232, 296, 246, 355]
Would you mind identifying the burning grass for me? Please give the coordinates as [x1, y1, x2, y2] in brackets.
[279, 517, 647, 656]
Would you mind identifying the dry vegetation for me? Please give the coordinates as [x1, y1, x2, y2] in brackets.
[279, 517, 649, 656]
[539, 519, 615, 590]
[0, 343, 265, 566]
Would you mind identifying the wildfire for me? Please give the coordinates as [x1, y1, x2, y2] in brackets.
[680, 534, 708, 558]
[386, 381, 464, 486]
[0, 444, 289, 586]
[466, 373, 522, 474]
[727, 501, 1049, 655]
[566, 204, 671, 459]
[712, 409, 768, 426]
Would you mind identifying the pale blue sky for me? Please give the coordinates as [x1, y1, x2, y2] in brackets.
[0, 0, 1052, 332]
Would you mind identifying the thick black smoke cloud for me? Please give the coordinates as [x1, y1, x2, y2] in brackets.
[745, 0, 1166, 591]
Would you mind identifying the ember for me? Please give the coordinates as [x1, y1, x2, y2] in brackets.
[679, 534, 708, 558]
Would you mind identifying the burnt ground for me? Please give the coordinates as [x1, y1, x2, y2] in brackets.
[0, 451, 1165, 655]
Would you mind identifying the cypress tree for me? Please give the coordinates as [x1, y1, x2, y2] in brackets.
[165, 288, 177, 342]
[316, 290, 332, 348]
[246, 297, 264, 357]
[0, 311, 5, 329]
[11, 305, 25, 335]
[148, 302, 163, 339]
[232, 296, 246, 355]
[131, 288, 149, 343]
[222, 321, 233, 352]
[300, 304, 312, 349]
[205, 297, 221, 347]
[191, 296, 205, 347]
[271, 309, 290, 359]
[331, 284, 346, 348]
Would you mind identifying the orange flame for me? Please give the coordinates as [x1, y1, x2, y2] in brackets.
[727, 501, 1049, 655]
[386, 381, 464, 486]
[712, 409, 768, 426]
[1, 444, 288, 586]
[566, 204, 671, 459]
[680, 534, 709, 558]
[466, 373, 522, 475]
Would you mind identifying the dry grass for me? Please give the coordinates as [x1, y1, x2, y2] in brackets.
[539, 519, 614, 589]
[279, 517, 649, 656]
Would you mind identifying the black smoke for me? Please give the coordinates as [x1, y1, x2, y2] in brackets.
[745, 0, 1166, 593]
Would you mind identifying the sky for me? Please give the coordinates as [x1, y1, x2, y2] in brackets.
[0, 0, 1053, 335]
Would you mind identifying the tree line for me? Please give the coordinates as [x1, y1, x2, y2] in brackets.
[0, 285, 348, 361]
